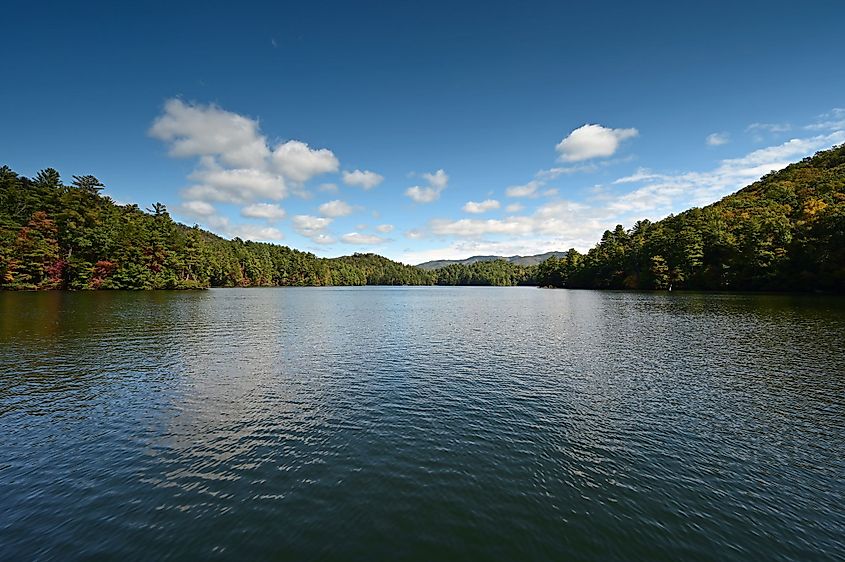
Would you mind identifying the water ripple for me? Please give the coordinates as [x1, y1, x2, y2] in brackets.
[1, 288, 843, 561]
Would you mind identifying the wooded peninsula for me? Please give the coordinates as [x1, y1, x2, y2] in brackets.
[2, 144, 843, 292]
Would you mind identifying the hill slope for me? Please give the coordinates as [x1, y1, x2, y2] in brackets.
[418, 251, 566, 270]
[0, 166, 433, 289]
[536, 144, 845, 292]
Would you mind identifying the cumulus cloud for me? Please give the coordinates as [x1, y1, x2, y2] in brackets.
[149, 99, 269, 168]
[343, 169, 384, 190]
[180, 200, 216, 217]
[241, 203, 286, 221]
[463, 199, 500, 213]
[229, 224, 284, 241]
[292, 214, 334, 243]
[556, 124, 638, 162]
[376, 224, 394, 233]
[271, 140, 339, 183]
[319, 182, 339, 193]
[184, 212, 285, 243]
[706, 132, 730, 146]
[404, 229, 424, 239]
[406, 169, 449, 203]
[151, 99, 341, 237]
[505, 203, 524, 213]
[183, 164, 288, 203]
[340, 232, 389, 245]
[308, 234, 336, 245]
[505, 180, 541, 198]
[318, 199, 356, 218]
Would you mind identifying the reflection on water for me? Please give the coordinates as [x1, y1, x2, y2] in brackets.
[1, 288, 844, 561]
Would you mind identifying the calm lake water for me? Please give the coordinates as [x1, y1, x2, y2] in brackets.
[1, 287, 843, 561]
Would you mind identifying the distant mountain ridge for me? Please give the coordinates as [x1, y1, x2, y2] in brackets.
[417, 251, 567, 270]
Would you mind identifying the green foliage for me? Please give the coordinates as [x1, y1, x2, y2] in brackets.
[535, 144, 845, 292]
[0, 167, 435, 290]
[5, 144, 843, 292]
[432, 260, 536, 286]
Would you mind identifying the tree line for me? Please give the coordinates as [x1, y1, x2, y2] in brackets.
[3, 143, 843, 292]
[0, 165, 540, 289]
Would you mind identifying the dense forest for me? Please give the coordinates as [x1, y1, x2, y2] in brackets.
[536, 144, 845, 292]
[2, 144, 843, 292]
[0, 165, 537, 289]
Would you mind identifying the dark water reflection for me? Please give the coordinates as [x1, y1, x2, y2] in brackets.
[1, 288, 843, 561]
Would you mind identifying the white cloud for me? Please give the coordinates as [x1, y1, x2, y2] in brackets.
[271, 140, 339, 183]
[406, 186, 440, 203]
[603, 131, 845, 215]
[804, 108, 845, 132]
[746, 122, 791, 134]
[319, 182, 339, 193]
[400, 129, 845, 262]
[536, 163, 598, 179]
[149, 99, 340, 218]
[556, 124, 638, 162]
[613, 167, 666, 184]
[376, 224, 394, 233]
[292, 214, 334, 243]
[422, 169, 448, 189]
[343, 169, 384, 190]
[505, 180, 541, 198]
[746, 122, 791, 141]
[188, 213, 285, 243]
[309, 234, 336, 245]
[229, 224, 284, 242]
[430, 200, 595, 239]
[723, 134, 839, 169]
[706, 132, 730, 146]
[405, 169, 449, 203]
[241, 202, 286, 221]
[505, 203, 524, 213]
[404, 229, 424, 239]
[184, 164, 287, 203]
[340, 232, 389, 245]
[180, 200, 216, 217]
[149, 99, 269, 168]
[463, 199, 500, 213]
[318, 199, 356, 218]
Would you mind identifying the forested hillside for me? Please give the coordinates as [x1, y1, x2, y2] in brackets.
[417, 251, 565, 270]
[4, 144, 844, 292]
[536, 145, 845, 292]
[0, 166, 432, 289]
[433, 260, 536, 286]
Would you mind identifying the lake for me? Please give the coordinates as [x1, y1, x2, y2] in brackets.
[1, 287, 843, 561]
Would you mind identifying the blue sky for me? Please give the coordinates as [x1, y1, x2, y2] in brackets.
[2, 0, 844, 263]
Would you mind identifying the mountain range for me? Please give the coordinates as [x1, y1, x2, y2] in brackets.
[416, 251, 567, 270]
